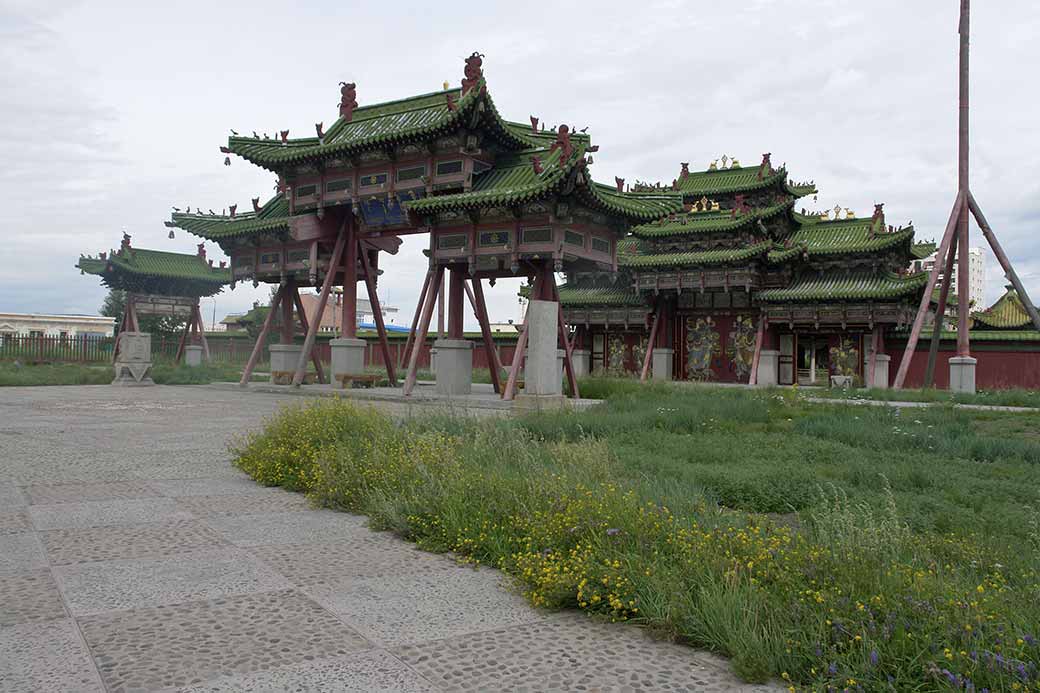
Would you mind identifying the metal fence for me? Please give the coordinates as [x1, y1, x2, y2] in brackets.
[0, 334, 114, 363]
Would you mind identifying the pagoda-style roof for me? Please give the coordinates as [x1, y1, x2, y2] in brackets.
[770, 213, 915, 261]
[756, 269, 928, 302]
[226, 81, 530, 171]
[545, 284, 644, 307]
[971, 287, 1033, 329]
[618, 238, 772, 268]
[77, 241, 229, 297]
[631, 200, 794, 239]
[669, 158, 816, 198]
[911, 241, 937, 259]
[167, 194, 291, 243]
[405, 141, 681, 224]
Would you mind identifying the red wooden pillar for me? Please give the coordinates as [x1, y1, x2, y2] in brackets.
[342, 223, 358, 339]
[280, 278, 295, 344]
[447, 269, 465, 339]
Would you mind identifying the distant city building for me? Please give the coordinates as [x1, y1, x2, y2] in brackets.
[488, 321, 520, 334]
[0, 312, 115, 339]
[913, 247, 985, 307]
[220, 295, 399, 335]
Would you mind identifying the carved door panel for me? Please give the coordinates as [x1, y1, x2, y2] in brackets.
[779, 334, 795, 385]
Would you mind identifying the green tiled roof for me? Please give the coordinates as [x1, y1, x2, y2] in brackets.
[403, 143, 681, 223]
[167, 195, 291, 242]
[755, 270, 929, 302]
[911, 241, 937, 259]
[909, 329, 1040, 342]
[972, 288, 1033, 329]
[618, 239, 772, 268]
[770, 214, 915, 261]
[523, 283, 643, 307]
[227, 81, 530, 170]
[673, 162, 810, 197]
[632, 200, 793, 238]
[78, 246, 229, 297]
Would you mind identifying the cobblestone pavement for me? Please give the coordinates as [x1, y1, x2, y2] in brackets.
[0, 385, 780, 692]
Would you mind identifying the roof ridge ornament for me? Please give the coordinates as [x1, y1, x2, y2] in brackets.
[680, 162, 689, 179]
[461, 52, 484, 96]
[548, 124, 573, 162]
[252, 197, 261, 213]
[530, 115, 539, 133]
[757, 153, 772, 180]
[615, 177, 625, 193]
[338, 82, 358, 121]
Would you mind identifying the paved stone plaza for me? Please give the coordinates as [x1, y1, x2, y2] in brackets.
[0, 385, 777, 692]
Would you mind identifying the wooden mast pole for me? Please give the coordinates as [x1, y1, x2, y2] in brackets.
[291, 229, 347, 387]
[358, 239, 397, 386]
[240, 285, 283, 386]
[196, 302, 211, 362]
[470, 278, 503, 393]
[290, 285, 326, 384]
[639, 300, 662, 383]
[551, 275, 579, 399]
[968, 193, 1040, 331]
[924, 244, 958, 387]
[955, 0, 971, 359]
[748, 314, 766, 386]
[401, 270, 432, 369]
[502, 273, 542, 401]
[403, 265, 445, 395]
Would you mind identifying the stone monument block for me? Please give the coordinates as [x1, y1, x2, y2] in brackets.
[113, 331, 153, 386]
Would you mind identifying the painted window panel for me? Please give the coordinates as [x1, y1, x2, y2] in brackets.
[564, 230, 585, 247]
[436, 160, 463, 175]
[295, 184, 317, 199]
[287, 250, 309, 263]
[437, 234, 468, 250]
[521, 227, 552, 244]
[479, 230, 510, 247]
[591, 237, 610, 254]
[325, 178, 353, 193]
[259, 253, 280, 265]
[359, 173, 388, 187]
[396, 165, 426, 182]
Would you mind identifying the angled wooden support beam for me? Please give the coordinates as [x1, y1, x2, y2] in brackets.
[292, 230, 347, 387]
[197, 304, 211, 362]
[748, 314, 766, 386]
[924, 243, 957, 388]
[401, 270, 433, 369]
[174, 311, 191, 365]
[639, 301, 662, 383]
[893, 190, 965, 389]
[240, 285, 284, 386]
[968, 192, 1040, 332]
[291, 285, 325, 384]
[470, 278, 502, 393]
[403, 265, 444, 396]
[502, 274, 542, 401]
[867, 325, 881, 388]
[358, 238, 396, 386]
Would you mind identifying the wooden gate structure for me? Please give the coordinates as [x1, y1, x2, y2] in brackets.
[77, 235, 230, 364]
[167, 54, 680, 397]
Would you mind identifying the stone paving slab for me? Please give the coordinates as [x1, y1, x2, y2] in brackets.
[53, 547, 292, 615]
[171, 650, 440, 693]
[146, 476, 275, 497]
[26, 479, 160, 505]
[250, 535, 457, 586]
[0, 509, 32, 535]
[0, 533, 48, 573]
[0, 618, 104, 692]
[306, 569, 546, 647]
[0, 569, 68, 626]
[174, 490, 313, 517]
[29, 497, 194, 530]
[394, 613, 747, 692]
[40, 519, 228, 565]
[78, 589, 370, 691]
[0, 484, 27, 508]
[202, 509, 369, 547]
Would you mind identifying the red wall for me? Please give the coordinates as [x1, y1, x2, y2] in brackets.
[889, 341, 1040, 390]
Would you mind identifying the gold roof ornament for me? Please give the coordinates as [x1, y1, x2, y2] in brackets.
[730, 158, 740, 168]
[833, 204, 843, 219]
[721, 155, 729, 168]
[443, 81, 450, 90]
[845, 207, 855, 219]
[708, 159, 718, 171]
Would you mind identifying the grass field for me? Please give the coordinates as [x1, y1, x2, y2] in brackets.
[810, 385, 1040, 409]
[234, 379, 1040, 691]
[0, 361, 268, 386]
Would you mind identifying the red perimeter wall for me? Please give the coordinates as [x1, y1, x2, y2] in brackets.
[888, 340, 1040, 390]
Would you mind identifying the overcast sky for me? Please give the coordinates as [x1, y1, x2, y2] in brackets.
[3, 0, 1038, 329]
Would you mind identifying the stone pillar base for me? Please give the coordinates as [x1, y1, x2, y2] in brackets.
[113, 332, 153, 386]
[184, 345, 203, 368]
[433, 339, 473, 396]
[514, 393, 569, 411]
[330, 338, 367, 388]
[269, 343, 303, 385]
[757, 350, 780, 386]
[652, 348, 674, 381]
[872, 354, 891, 389]
[525, 300, 561, 396]
[570, 349, 590, 379]
[949, 356, 977, 394]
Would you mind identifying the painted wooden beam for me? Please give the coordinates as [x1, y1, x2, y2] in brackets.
[240, 284, 283, 387]
[924, 243, 957, 387]
[358, 237, 397, 386]
[748, 314, 766, 386]
[403, 265, 444, 396]
[291, 284, 326, 384]
[470, 278, 502, 394]
[401, 270, 432, 369]
[292, 230, 347, 387]
[639, 301, 661, 383]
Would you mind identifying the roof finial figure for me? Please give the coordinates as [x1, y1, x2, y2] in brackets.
[338, 82, 358, 121]
[548, 123, 573, 161]
[229, 204, 237, 218]
[758, 152, 772, 179]
[615, 176, 625, 193]
[680, 162, 689, 179]
[121, 233, 131, 250]
[461, 52, 484, 96]
[530, 115, 539, 133]
[531, 155, 543, 174]
[445, 91, 457, 111]
[315, 122, 324, 139]
[197, 243, 206, 259]
[251, 197, 260, 213]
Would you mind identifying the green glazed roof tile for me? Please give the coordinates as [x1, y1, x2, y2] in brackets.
[770, 214, 915, 261]
[910, 329, 1040, 342]
[911, 241, 937, 259]
[168, 194, 291, 241]
[971, 287, 1034, 329]
[755, 270, 928, 302]
[227, 81, 531, 170]
[632, 200, 793, 238]
[618, 239, 772, 268]
[77, 246, 229, 297]
[522, 283, 643, 307]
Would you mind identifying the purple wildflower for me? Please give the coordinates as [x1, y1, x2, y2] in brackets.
[828, 662, 838, 675]
[1018, 663, 1028, 680]
[870, 650, 879, 667]
[606, 528, 621, 537]
[1025, 634, 1036, 646]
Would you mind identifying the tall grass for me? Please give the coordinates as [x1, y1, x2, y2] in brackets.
[233, 395, 1040, 691]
